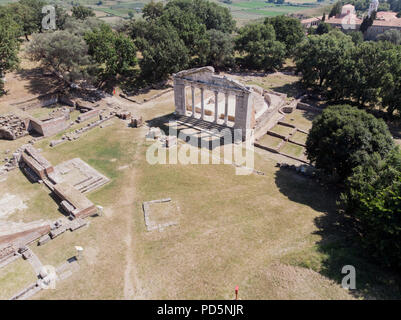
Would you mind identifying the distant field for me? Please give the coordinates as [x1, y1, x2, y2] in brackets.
[0, 0, 332, 24]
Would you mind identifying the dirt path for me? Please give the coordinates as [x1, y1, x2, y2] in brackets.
[122, 142, 146, 300]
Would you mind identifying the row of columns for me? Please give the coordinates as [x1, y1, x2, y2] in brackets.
[189, 86, 230, 126]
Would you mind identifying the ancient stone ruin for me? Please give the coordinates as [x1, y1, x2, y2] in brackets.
[173, 66, 287, 140]
[0, 115, 29, 140]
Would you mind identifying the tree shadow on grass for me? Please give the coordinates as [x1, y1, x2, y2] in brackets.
[270, 82, 303, 98]
[15, 67, 64, 96]
[274, 167, 401, 299]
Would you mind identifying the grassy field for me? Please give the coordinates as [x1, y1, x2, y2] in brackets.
[281, 141, 305, 158]
[0, 258, 37, 299]
[291, 130, 308, 145]
[0, 90, 393, 300]
[284, 109, 318, 132]
[270, 124, 294, 137]
[257, 134, 283, 148]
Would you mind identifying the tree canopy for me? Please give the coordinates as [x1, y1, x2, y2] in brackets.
[235, 23, 286, 71]
[306, 105, 395, 181]
[0, 15, 21, 95]
[85, 23, 137, 81]
[341, 148, 401, 269]
[72, 5, 96, 20]
[264, 15, 304, 56]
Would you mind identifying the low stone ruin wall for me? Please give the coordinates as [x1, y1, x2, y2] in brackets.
[20, 145, 54, 180]
[0, 115, 29, 140]
[77, 108, 101, 123]
[297, 102, 323, 113]
[28, 115, 70, 137]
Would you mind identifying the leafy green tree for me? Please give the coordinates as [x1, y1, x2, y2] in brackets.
[200, 29, 234, 68]
[165, 0, 235, 33]
[295, 30, 354, 89]
[136, 22, 189, 82]
[159, 5, 208, 57]
[0, 15, 21, 95]
[264, 15, 304, 56]
[329, 1, 342, 18]
[306, 105, 395, 181]
[3, 0, 47, 40]
[235, 23, 286, 71]
[341, 148, 401, 269]
[85, 24, 137, 81]
[377, 29, 401, 45]
[55, 5, 69, 30]
[348, 41, 395, 106]
[360, 11, 376, 33]
[72, 5, 96, 20]
[381, 44, 401, 116]
[27, 30, 94, 84]
[315, 22, 332, 35]
[349, 30, 364, 44]
[142, 0, 164, 20]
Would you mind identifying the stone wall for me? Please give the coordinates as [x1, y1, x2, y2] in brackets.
[27, 114, 70, 137]
[77, 108, 101, 123]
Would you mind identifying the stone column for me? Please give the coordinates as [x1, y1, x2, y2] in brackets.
[173, 78, 186, 116]
[224, 92, 229, 125]
[200, 87, 205, 120]
[214, 91, 219, 123]
[234, 92, 254, 141]
[191, 86, 195, 118]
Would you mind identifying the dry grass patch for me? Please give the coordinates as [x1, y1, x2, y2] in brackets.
[270, 124, 294, 137]
[0, 258, 37, 300]
[257, 134, 282, 149]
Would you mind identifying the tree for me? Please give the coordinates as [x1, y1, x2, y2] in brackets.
[315, 22, 332, 35]
[85, 24, 137, 81]
[159, 5, 208, 57]
[142, 0, 164, 20]
[381, 44, 401, 116]
[377, 29, 401, 45]
[360, 11, 376, 33]
[136, 22, 189, 82]
[264, 15, 304, 56]
[72, 5, 96, 20]
[329, 1, 342, 18]
[4, 0, 47, 40]
[235, 23, 286, 71]
[165, 0, 236, 33]
[201, 29, 234, 69]
[306, 105, 395, 181]
[348, 41, 395, 107]
[349, 30, 364, 44]
[0, 15, 21, 95]
[341, 148, 401, 269]
[55, 5, 69, 30]
[294, 30, 354, 89]
[27, 31, 94, 84]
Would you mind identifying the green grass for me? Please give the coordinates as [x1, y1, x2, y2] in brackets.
[290, 130, 307, 145]
[280, 142, 305, 158]
[284, 109, 318, 132]
[270, 124, 294, 137]
[257, 134, 283, 149]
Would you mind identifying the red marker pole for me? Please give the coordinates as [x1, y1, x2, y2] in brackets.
[235, 286, 239, 300]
